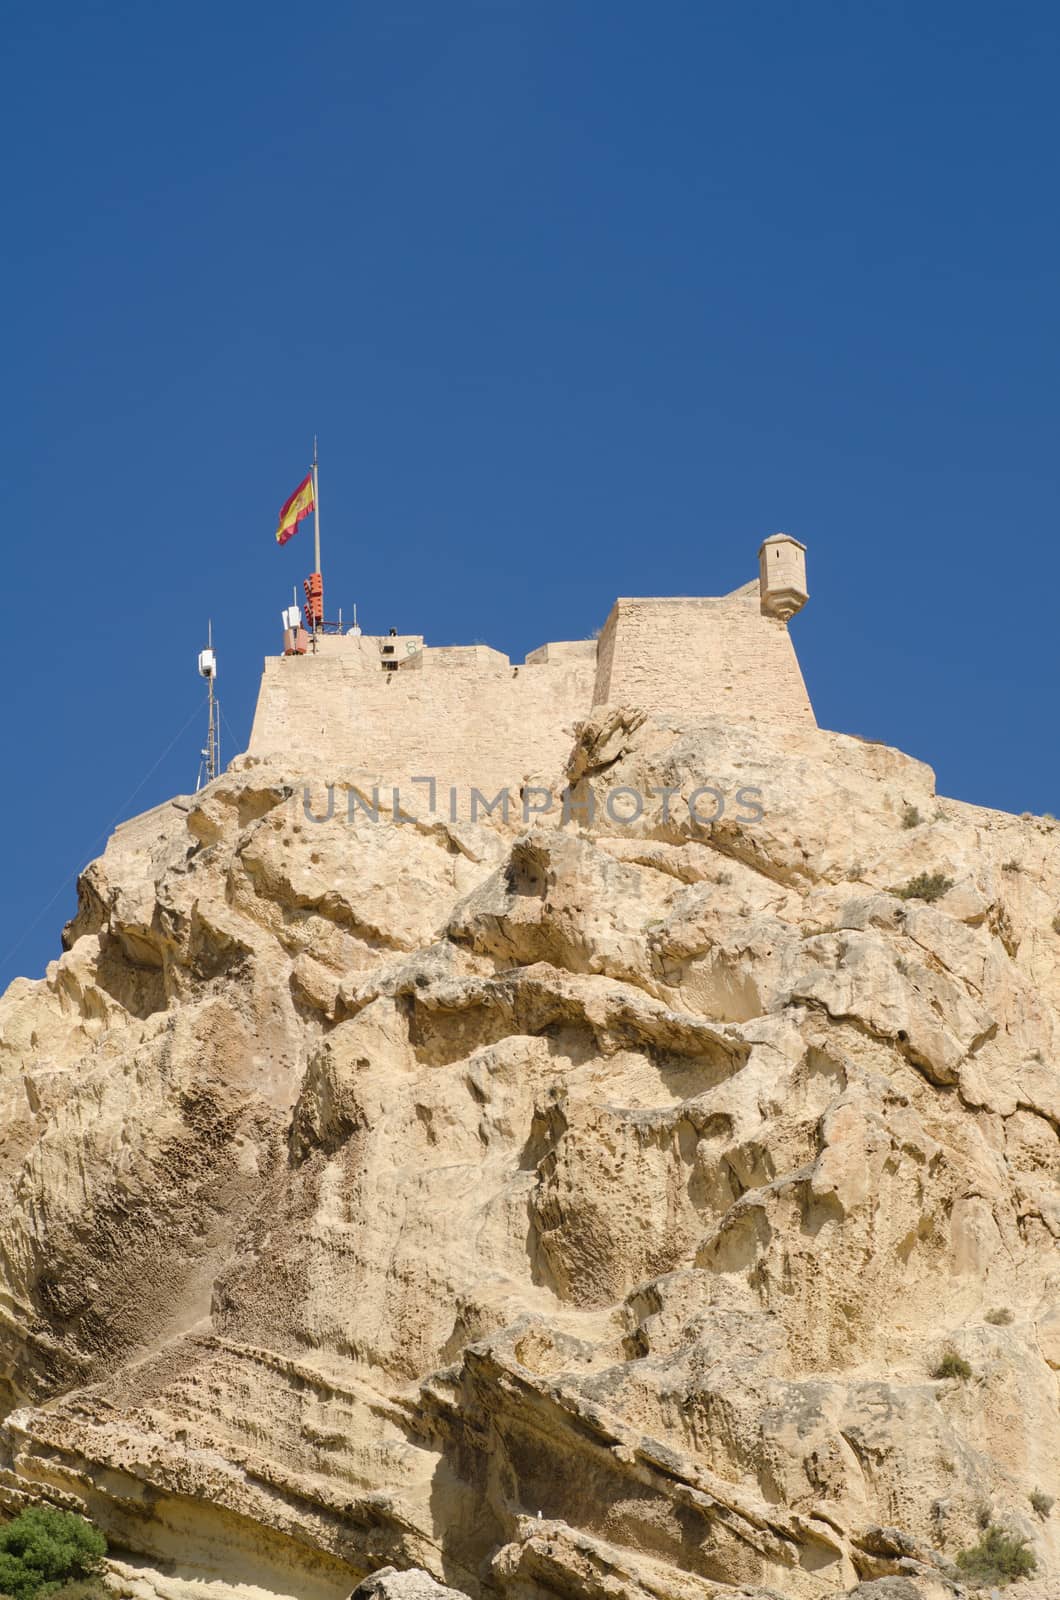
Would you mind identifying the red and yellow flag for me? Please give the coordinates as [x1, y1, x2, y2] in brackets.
[275, 473, 315, 546]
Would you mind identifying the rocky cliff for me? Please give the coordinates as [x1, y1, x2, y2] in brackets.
[0, 709, 1057, 1600]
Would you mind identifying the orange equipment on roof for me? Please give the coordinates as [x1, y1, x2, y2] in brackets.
[303, 572, 324, 628]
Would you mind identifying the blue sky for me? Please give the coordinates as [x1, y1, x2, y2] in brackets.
[2, 1, 1058, 989]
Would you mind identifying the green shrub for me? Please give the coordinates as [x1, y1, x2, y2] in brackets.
[1052, 914, 1060, 935]
[955, 1523, 1036, 1585]
[901, 804, 922, 829]
[1030, 1489, 1054, 1518]
[0, 1507, 106, 1600]
[1002, 859, 1020, 873]
[890, 872, 954, 903]
[985, 1307, 1013, 1326]
[932, 1350, 972, 1380]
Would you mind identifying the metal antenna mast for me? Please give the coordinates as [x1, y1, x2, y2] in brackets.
[197, 622, 220, 789]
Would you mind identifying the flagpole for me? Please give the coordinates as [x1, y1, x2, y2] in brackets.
[312, 436, 321, 578]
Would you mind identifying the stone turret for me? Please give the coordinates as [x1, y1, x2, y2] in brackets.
[758, 533, 808, 621]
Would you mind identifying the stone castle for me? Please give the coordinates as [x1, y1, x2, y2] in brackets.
[246, 533, 813, 791]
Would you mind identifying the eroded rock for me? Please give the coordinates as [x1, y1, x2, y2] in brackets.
[0, 715, 1056, 1599]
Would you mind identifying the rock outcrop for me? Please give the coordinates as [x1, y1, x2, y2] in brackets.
[0, 711, 1057, 1600]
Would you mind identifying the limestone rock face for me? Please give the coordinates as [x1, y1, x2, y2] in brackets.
[351, 1568, 468, 1600]
[0, 713, 1057, 1600]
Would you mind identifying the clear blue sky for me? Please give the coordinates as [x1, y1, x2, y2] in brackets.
[2, 1, 1058, 990]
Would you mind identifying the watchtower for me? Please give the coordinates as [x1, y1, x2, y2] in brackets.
[758, 534, 808, 621]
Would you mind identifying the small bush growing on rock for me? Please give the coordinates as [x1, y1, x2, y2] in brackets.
[1052, 914, 1060, 935]
[891, 872, 954, 903]
[1030, 1489, 1054, 1518]
[902, 804, 922, 829]
[0, 1507, 106, 1600]
[890, 876, 960, 902]
[985, 1307, 1014, 1325]
[955, 1523, 1037, 1585]
[1002, 859, 1020, 873]
[932, 1350, 972, 1380]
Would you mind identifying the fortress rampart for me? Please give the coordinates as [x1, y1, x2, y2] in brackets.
[244, 535, 814, 790]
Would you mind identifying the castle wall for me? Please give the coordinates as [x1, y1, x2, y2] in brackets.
[592, 594, 815, 727]
[247, 637, 597, 794]
[245, 582, 816, 793]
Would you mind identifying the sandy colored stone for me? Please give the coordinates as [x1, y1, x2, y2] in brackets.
[351, 1569, 468, 1600]
[243, 574, 816, 802]
[0, 703, 1057, 1600]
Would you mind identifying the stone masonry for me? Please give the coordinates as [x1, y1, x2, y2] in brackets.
[243, 535, 814, 794]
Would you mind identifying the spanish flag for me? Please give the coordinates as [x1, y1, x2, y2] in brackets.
[275, 472, 315, 546]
